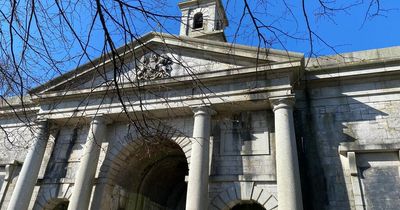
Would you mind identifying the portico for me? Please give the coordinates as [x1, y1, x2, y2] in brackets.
[3, 1, 305, 209]
[5, 65, 305, 210]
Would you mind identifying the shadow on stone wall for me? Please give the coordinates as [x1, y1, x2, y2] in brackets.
[209, 111, 277, 210]
[34, 127, 79, 208]
[295, 83, 389, 210]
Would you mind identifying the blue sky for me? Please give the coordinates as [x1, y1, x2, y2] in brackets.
[157, 0, 400, 56]
[61, 0, 400, 59]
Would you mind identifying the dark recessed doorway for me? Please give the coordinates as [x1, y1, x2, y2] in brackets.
[231, 202, 266, 210]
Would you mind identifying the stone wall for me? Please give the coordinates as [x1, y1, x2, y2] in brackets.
[44, 127, 88, 180]
[210, 111, 275, 178]
[356, 152, 400, 209]
[209, 110, 278, 209]
[297, 64, 400, 210]
[0, 119, 37, 164]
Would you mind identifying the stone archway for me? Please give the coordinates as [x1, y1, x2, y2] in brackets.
[100, 136, 191, 210]
[33, 184, 72, 210]
[210, 182, 278, 210]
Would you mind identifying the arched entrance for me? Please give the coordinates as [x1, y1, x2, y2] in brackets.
[112, 137, 189, 210]
[231, 202, 266, 210]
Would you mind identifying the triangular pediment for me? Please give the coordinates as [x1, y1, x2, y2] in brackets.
[30, 32, 303, 95]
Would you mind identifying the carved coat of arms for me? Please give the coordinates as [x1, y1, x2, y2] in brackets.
[136, 53, 173, 80]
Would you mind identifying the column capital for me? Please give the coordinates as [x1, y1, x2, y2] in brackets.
[190, 105, 216, 117]
[270, 96, 295, 112]
[4, 161, 18, 181]
[87, 114, 112, 125]
[34, 118, 48, 127]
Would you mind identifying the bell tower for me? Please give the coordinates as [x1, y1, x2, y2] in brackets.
[179, 0, 229, 42]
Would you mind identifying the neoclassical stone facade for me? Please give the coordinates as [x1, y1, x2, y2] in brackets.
[1, 0, 400, 210]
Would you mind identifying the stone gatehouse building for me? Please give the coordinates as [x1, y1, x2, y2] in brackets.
[1, 0, 400, 210]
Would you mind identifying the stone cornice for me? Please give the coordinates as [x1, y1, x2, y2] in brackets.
[306, 59, 400, 82]
[305, 46, 400, 85]
[36, 85, 288, 121]
[306, 46, 400, 71]
[339, 142, 400, 156]
[31, 60, 302, 102]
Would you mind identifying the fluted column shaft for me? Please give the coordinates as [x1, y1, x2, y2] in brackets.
[185, 106, 214, 210]
[68, 116, 107, 210]
[272, 97, 303, 210]
[7, 120, 49, 210]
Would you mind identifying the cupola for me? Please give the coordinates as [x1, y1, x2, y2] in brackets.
[178, 0, 229, 42]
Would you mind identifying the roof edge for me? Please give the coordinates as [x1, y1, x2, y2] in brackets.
[306, 46, 400, 70]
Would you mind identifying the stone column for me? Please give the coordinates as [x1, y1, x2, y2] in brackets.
[271, 97, 303, 210]
[7, 120, 49, 210]
[68, 116, 107, 210]
[185, 106, 214, 210]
